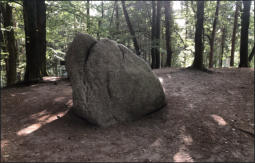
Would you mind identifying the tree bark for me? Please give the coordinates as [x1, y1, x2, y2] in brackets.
[239, 0, 251, 67]
[109, 1, 117, 28]
[97, 1, 104, 40]
[121, 1, 141, 56]
[86, 0, 90, 33]
[184, 1, 189, 67]
[248, 46, 255, 62]
[23, 0, 47, 82]
[39, 1, 47, 76]
[151, 0, 156, 68]
[0, 13, 3, 57]
[248, 0, 255, 63]
[209, 0, 220, 68]
[164, 1, 173, 67]
[116, 1, 120, 33]
[1, 3, 18, 86]
[230, 1, 241, 66]
[192, 1, 205, 70]
[219, 27, 226, 68]
[185, 1, 188, 40]
[155, 1, 162, 68]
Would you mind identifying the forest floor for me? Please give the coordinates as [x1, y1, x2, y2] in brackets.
[1, 68, 254, 162]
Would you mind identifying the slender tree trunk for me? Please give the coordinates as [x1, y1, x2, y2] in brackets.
[155, 1, 162, 68]
[248, 46, 255, 62]
[0, 13, 3, 82]
[23, 0, 47, 82]
[219, 27, 226, 68]
[184, 1, 189, 67]
[209, 0, 220, 68]
[121, 1, 140, 56]
[192, 1, 205, 70]
[164, 1, 173, 67]
[86, 0, 90, 33]
[185, 1, 188, 40]
[97, 1, 104, 40]
[116, 1, 120, 34]
[151, 0, 156, 68]
[248, 0, 255, 62]
[230, 1, 241, 66]
[97, 21, 100, 40]
[109, 1, 117, 29]
[0, 23, 8, 86]
[239, 0, 251, 67]
[1, 3, 18, 85]
[160, 23, 164, 68]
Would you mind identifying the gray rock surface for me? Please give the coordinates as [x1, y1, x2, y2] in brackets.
[65, 33, 166, 127]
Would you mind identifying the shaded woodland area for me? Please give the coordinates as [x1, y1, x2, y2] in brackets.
[0, 0, 254, 86]
[0, 1, 254, 162]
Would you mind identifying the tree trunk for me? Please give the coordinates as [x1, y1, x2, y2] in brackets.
[40, 1, 47, 77]
[239, 0, 251, 67]
[151, 0, 156, 68]
[1, 3, 18, 86]
[192, 1, 205, 70]
[185, 1, 188, 40]
[219, 27, 226, 68]
[86, 0, 90, 33]
[164, 1, 173, 67]
[230, 1, 241, 66]
[155, 1, 162, 68]
[0, 14, 3, 67]
[116, 1, 120, 34]
[248, 46, 255, 62]
[97, 1, 104, 40]
[184, 1, 189, 67]
[109, 2, 117, 28]
[248, 0, 255, 63]
[0, 19, 7, 86]
[121, 1, 140, 56]
[209, 0, 220, 68]
[160, 22, 164, 68]
[23, 0, 47, 82]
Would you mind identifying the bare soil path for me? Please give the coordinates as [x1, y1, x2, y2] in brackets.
[1, 68, 254, 162]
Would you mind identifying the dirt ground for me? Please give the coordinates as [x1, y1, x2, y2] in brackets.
[1, 68, 254, 162]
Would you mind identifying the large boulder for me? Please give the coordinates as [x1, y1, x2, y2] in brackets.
[65, 33, 166, 127]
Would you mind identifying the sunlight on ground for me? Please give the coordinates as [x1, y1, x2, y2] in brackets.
[43, 76, 60, 81]
[150, 138, 162, 147]
[65, 99, 73, 108]
[173, 126, 194, 162]
[180, 126, 193, 146]
[30, 110, 48, 119]
[183, 135, 193, 145]
[16, 92, 28, 95]
[17, 123, 42, 136]
[1, 140, 10, 160]
[1, 140, 9, 149]
[211, 114, 227, 126]
[17, 111, 68, 136]
[173, 148, 194, 162]
[38, 115, 50, 121]
[54, 97, 66, 102]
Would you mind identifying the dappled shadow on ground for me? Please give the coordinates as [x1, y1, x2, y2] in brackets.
[1, 68, 254, 162]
